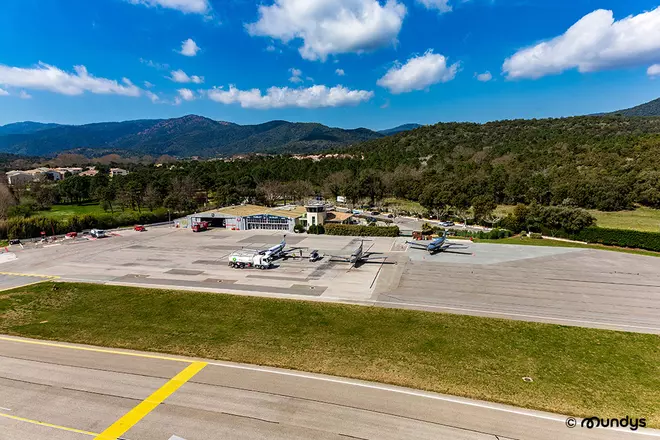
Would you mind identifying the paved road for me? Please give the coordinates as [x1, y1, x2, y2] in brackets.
[0, 335, 656, 440]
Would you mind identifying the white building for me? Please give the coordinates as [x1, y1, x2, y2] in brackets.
[110, 168, 129, 177]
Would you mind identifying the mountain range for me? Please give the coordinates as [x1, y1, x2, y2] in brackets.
[378, 123, 423, 135]
[0, 116, 395, 158]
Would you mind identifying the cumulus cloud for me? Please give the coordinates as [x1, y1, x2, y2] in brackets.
[207, 84, 373, 109]
[503, 7, 660, 79]
[648, 64, 660, 77]
[377, 50, 459, 94]
[177, 88, 195, 101]
[169, 69, 204, 84]
[179, 38, 201, 56]
[0, 62, 142, 97]
[335, 68, 345, 76]
[127, 0, 210, 14]
[475, 71, 492, 82]
[0, 88, 8, 96]
[289, 68, 303, 83]
[417, 0, 451, 13]
[246, 0, 407, 61]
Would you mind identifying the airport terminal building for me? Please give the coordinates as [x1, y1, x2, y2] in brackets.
[182, 203, 353, 232]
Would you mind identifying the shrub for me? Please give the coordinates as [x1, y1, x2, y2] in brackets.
[307, 224, 325, 235]
[294, 224, 306, 233]
[571, 227, 660, 252]
[449, 228, 513, 240]
[325, 224, 399, 237]
[529, 232, 543, 239]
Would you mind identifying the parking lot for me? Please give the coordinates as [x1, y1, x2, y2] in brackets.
[1, 226, 659, 334]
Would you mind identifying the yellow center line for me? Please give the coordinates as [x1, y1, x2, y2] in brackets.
[0, 271, 59, 279]
[0, 412, 98, 437]
[0, 336, 193, 363]
[94, 361, 207, 440]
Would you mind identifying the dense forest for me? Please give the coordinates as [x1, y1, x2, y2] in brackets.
[2, 115, 660, 231]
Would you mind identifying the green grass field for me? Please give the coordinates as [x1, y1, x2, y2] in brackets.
[474, 236, 660, 257]
[496, 205, 660, 232]
[36, 203, 164, 219]
[382, 197, 428, 216]
[1, 282, 658, 426]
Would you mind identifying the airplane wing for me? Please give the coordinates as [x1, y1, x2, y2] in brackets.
[328, 255, 351, 262]
[406, 241, 429, 250]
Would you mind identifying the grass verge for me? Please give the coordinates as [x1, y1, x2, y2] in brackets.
[475, 236, 660, 257]
[1, 282, 658, 426]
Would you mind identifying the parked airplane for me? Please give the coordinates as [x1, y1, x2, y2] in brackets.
[258, 235, 302, 260]
[406, 230, 468, 254]
[329, 240, 388, 268]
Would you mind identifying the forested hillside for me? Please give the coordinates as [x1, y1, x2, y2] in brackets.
[0, 116, 381, 157]
[610, 97, 660, 117]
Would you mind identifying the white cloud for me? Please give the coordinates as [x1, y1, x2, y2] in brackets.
[0, 62, 142, 97]
[377, 50, 459, 94]
[146, 91, 160, 103]
[207, 84, 373, 109]
[144, 81, 155, 88]
[169, 69, 204, 84]
[19, 90, 32, 99]
[246, 0, 407, 61]
[178, 88, 195, 101]
[476, 71, 492, 82]
[127, 0, 210, 14]
[289, 68, 303, 83]
[179, 38, 201, 57]
[140, 58, 169, 71]
[648, 64, 660, 77]
[417, 0, 451, 13]
[335, 68, 345, 76]
[0, 88, 8, 96]
[503, 7, 660, 79]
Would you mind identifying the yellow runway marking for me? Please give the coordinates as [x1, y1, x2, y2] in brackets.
[0, 336, 193, 363]
[94, 361, 207, 440]
[0, 271, 59, 279]
[0, 412, 98, 437]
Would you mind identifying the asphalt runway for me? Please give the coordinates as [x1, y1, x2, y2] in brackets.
[1, 335, 654, 440]
[0, 227, 659, 333]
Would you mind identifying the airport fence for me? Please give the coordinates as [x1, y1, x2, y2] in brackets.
[324, 224, 400, 237]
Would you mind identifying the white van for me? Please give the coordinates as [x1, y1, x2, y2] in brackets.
[90, 229, 106, 238]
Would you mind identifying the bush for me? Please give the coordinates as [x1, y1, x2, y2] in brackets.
[0, 210, 174, 240]
[307, 224, 325, 235]
[325, 224, 399, 237]
[449, 228, 513, 240]
[529, 232, 543, 239]
[294, 224, 306, 233]
[571, 227, 660, 252]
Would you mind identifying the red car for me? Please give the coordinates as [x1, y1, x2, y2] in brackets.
[65, 231, 78, 239]
[134, 225, 146, 232]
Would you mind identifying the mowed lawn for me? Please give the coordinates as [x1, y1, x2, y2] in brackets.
[1, 282, 658, 427]
[496, 205, 660, 232]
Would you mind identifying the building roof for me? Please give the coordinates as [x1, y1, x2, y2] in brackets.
[205, 204, 307, 219]
[325, 211, 354, 222]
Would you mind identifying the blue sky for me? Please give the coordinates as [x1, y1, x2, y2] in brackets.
[0, 0, 659, 130]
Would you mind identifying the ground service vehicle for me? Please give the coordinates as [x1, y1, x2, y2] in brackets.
[65, 232, 78, 239]
[228, 250, 272, 269]
[192, 221, 208, 232]
[309, 250, 320, 262]
[134, 225, 146, 232]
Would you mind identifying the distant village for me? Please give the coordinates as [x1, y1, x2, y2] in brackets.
[5, 167, 128, 186]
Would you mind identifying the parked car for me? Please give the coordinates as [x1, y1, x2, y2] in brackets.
[9, 239, 21, 245]
[134, 225, 146, 232]
[439, 221, 455, 227]
[192, 221, 209, 232]
[65, 232, 78, 239]
[90, 229, 106, 238]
